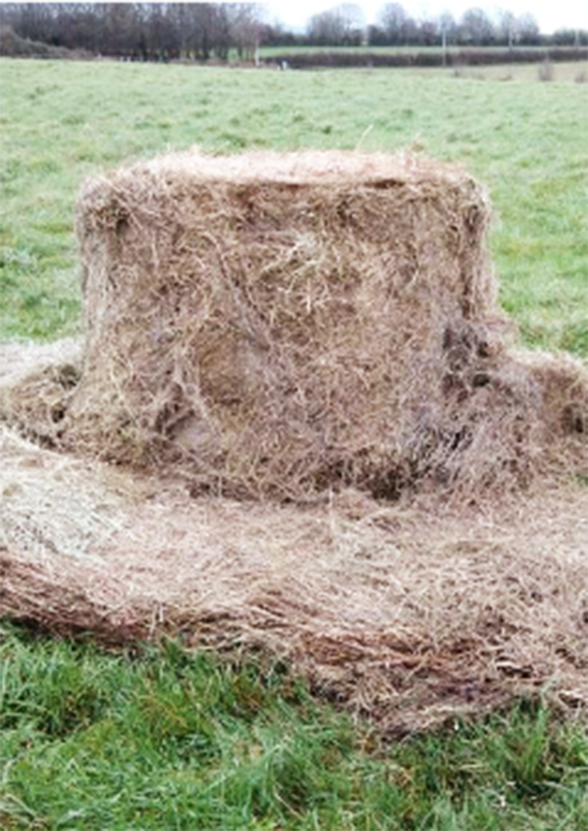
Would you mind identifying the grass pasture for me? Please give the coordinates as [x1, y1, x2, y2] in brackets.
[423, 60, 588, 82]
[1, 58, 587, 356]
[2, 623, 588, 831]
[0, 58, 587, 830]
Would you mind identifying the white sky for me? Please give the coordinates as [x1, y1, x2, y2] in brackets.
[4, 1, 585, 37]
[266, 1, 588, 35]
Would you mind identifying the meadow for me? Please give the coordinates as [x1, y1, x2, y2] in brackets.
[1, 59, 587, 357]
[0, 58, 587, 829]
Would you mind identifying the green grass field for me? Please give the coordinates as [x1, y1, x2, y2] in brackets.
[1, 59, 587, 355]
[0, 58, 587, 830]
[258, 44, 585, 56]
[2, 623, 587, 831]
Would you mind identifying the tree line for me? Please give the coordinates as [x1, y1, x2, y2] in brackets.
[304, 4, 586, 48]
[0, 2, 586, 61]
[0, 3, 264, 61]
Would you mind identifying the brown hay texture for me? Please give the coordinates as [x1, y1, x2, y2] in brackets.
[1, 150, 588, 732]
[67, 151, 588, 499]
[2, 151, 585, 500]
[70, 150, 493, 497]
[0, 338, 83, 447]
[1, 423, 587, 733]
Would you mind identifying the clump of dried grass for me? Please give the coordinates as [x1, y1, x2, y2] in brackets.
[1, 149, 577, 503]
[0, 338, 82, 447]
[0, 421, 132, 561]
[67, 150, 504, 500]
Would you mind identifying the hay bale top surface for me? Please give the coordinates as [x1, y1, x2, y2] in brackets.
[84, 149, 479, 190]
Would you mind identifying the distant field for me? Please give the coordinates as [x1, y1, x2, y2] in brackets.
[260, 44, 588, 72]
[422, 60, 588, 82]
[1, 57, 586, 356]
[259, 44, 583, 57]
[1, 58, 588, 831]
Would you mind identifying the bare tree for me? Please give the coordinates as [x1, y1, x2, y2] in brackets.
[459, 7, 496, 46]
[3, 2, 51, 42]
[438, 11, 457, 59]
[0, 3, 554, 56]
[517, 12, 540, 45]
[308, 4, 365, 47]
[418, 15, 439, 47]
[376, 3, 409, 45]
[228, 3, 263, 61]
[496, 10, 519, 48]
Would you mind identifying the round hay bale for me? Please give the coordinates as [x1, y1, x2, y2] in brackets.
[2, 151, 584, 501]
[67, 150, 512, 499]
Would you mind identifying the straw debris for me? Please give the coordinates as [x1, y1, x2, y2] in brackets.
[0, 338, 82, 447]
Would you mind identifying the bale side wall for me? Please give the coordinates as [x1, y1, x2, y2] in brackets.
[70, 153, 505, 498]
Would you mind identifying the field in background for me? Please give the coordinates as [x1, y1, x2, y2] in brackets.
[419, 60, 588, 82]
[261, 44, 553, 54]
[1, 58, 587, 357]
[259, 44, 588, 58]
[1, 58, 587, 830]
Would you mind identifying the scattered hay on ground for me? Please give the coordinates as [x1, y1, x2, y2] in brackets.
[0, 421, 132, 562]
[0, 338, 83, 447]
[1, 424, 587, 734]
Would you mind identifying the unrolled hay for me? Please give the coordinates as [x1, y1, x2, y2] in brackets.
[1, 424, 587, 733]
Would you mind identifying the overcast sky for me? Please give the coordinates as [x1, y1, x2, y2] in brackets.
[266, 1, 588, 35]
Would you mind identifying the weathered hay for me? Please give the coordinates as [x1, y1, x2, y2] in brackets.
[2, 151, 585, 501]
[0, 419, 128, 561]
[0, 338, 82, 447]
[1, 150, 587, 733]
[68, 150, 508, 500]
[61, 149, 585, 500]
[1, 424, 587, 734]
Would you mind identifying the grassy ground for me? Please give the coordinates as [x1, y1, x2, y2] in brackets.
[429, 60, 588, 82]
[0, 58, 587, 356]
[259, 45, 585, 57]
[0, 58, 587, 829]
[2, 623, 587, 831]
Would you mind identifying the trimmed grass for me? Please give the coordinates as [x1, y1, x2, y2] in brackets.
[1, 624, 587, 831]
[0, 58, 587, 355]
[0, 58, 587, 829]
